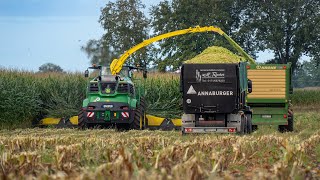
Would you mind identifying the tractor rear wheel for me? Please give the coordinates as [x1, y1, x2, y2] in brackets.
[78, 109, 87, 129]
[131, 97, 146, 130]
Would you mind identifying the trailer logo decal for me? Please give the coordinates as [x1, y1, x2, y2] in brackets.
[87, 112, 95, 118]
[121, 112, 129, 118]
[256, 66, 277, 70]
[187, 85, 197, 94]
[197, 91, 234, 96]
[196, 69, 225, 83]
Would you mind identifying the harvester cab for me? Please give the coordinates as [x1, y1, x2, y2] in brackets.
[78, 64, 147, 129]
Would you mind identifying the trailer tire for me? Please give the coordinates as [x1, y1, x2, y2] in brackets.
[239, 115, 246, 135]
[279, 113, 294, 133]
[246, 114, 253, 134]
[78, 109, 87, 129]
[287, 114, 294, 132]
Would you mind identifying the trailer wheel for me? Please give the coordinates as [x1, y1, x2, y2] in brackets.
[246, 114, 253, 134]
[279, 113, 294, 133]
[78, 109, 87, 129]
[278, 125, 285, 132]
[252, 125, 258, 132]
[286, 114, 294, 132]
[239, 115, 246, 135]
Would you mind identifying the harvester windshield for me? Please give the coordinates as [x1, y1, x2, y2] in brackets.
[119, 67, 131, 78]
[100, 67, 112, 76]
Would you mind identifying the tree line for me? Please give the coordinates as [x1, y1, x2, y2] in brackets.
[81, 0, 320, 87]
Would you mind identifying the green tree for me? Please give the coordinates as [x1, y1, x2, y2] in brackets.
[81, 39, 116, 65]
[82, 0, 151, 67]
[150, 0, 257, 71]
[38, 63, 63, 73]
[303, 59, 320, 87]
[250, 0, 320, 71]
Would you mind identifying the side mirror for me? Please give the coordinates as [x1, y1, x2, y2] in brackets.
[143, 70, 147, 79]
[84, 69, 89, 77]
[248, 79, 252, 93]
[180, 66, 184, 93]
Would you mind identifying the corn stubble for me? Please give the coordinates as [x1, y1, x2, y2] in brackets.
[0, 112, 319, 179]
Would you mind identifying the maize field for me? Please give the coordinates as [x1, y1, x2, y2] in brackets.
[0, 112, 319, 179]
[0, 69, 320, 128]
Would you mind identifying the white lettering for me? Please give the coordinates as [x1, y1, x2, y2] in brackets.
[197, 91, 234, 96]
[256, 66, 277, 70]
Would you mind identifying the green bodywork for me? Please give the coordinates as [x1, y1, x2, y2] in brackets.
[82, 79, 138, 108]
[247, 63, 292, 125]
[82, 67, 144, 122]
[239, 62, 248, 93]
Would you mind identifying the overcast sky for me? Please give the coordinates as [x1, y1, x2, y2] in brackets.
[0, 0, 274, 72]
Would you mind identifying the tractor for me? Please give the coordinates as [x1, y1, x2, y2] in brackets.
[78, 64, 147, 129]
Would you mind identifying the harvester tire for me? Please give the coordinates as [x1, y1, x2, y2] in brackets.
[131, 107, 142, 129]
[140, 97, 146, 129]
[78, 109, 87, 129]
[131, 97, 146, 130]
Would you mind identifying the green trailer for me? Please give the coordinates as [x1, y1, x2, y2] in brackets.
[246, 63, 293, 132]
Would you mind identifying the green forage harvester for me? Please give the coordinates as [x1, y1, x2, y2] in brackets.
[184, 46, 244, 64]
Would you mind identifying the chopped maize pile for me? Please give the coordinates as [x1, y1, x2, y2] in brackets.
[184, 46, 244, 64]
